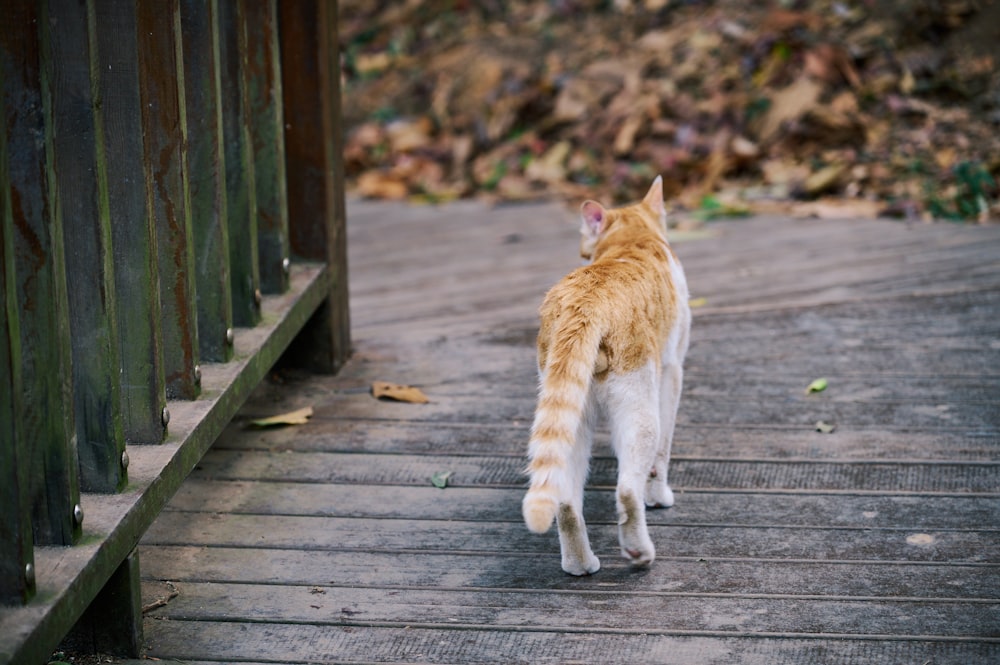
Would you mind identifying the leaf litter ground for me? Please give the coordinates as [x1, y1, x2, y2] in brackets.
[340, 0, 1000, 223]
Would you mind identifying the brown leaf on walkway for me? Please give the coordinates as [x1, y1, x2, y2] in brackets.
[250, 407, 314, 428]
[372, 381, 430, 404]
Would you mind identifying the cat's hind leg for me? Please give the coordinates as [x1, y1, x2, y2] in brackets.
[555, 394, 600, 576]
[606, 364, 659, 567]
[646, 361, 683, 509]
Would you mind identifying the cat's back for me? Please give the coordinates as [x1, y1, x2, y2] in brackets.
[539, 221, 686, 374]
[542, 222, 679, 320]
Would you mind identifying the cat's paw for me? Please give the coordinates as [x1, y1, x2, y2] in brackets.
[562, 552, 601, 576]
[618, 490, 656, 567]
[645, 480, 675, 509]
[621, 544, 655, 567]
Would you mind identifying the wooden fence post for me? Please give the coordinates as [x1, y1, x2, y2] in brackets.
[137, 0, 200, 402]
[243, 0, 289, 296]
[1, 0, 82, 547]
[218, 0, 261, 329]
[0, 144, 34, 605]
[93, 0, 169, 445]
[180, 0, 234, 364]
[0, 0, 349, 657]
[48, 0, 128, 493]
[279, 0, 351, 373]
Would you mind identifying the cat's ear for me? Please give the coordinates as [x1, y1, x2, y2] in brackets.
[642, 176, 665, 215]
[579, 200, 606, 259]
[580, 200, 606, 238]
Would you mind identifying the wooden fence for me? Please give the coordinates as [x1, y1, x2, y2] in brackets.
[0, 1, 349, 662]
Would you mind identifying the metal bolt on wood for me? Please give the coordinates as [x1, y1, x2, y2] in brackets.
[24, 563, 35, 588]
[282, 257, 290, 275]
[254, 288, 262, 306]
[73, 504, 84, 526]
[161, 407, 171, 428]
[121, 450, 130, 470]
[194, 364, 202, 385]
[225, 327, 234, 346]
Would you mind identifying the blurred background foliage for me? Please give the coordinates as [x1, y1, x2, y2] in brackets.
[339, 0, 1000, 222]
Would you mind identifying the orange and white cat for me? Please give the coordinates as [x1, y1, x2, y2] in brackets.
[522, 176, 690, 575]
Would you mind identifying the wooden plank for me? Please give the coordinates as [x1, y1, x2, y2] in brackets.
[140, 544, 1000, 600]
[342, 198, 1000, 329]
[200, 387, 998, 437]
[150, 622, 1000, 665]
[139, 621, 1000, 665]
[136, 0, 200, 401]
[217, 0, 260, 328]
[213, 416, 999, 461]
[1, 0, 81, 546]
[93, 0, 167, 445]
[180, 0, 233, 364]
[346, 275, 1000, 340]
[145, 581, 998, 640]
[48, 0, 127, 493]
[0, 264, 329, 665]
[162, 481, 1000, 532]
[344, 201, 1000, 294]
[229, 349, 999, 423]
[142, 512, 999, 563]
[278, 0, 350, 373]
[242, 0, 288, 295]
[241, 349, 1000, 404]
[0, 121, 33, 604]
[189, 448, 1000, 496]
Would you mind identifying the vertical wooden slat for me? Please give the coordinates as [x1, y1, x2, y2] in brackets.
[279, 0, 351, 373]
[0, 122, 35, 604]
[47, 0, 127, 493]
[243, 0, 289, 295]
[136, 0, 200, 401]
[180, 0, 233, 363]
[2, 0, 81, 546]
[218, 0, 260, 328]
[62, 548, 144, 655]
[93, 0, 167, 444]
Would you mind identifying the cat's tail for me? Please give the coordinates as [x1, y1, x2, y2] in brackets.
[522, 316, 603, 534]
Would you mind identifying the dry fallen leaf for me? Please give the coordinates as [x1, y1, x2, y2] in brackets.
[372, 381, 430, 404]
[431, 470, 453, 489]
[756, 76, 823, 144]
[249, 406, 314, 428]
[339, 1, 1000, 220]
[815, 420, 836, 434]
[805, 378, 829, 394]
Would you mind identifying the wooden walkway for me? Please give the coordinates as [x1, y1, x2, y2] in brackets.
[129, 199, 1000, 664]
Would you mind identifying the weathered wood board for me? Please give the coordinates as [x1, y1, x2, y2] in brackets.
[132, 199, 1000, 664]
